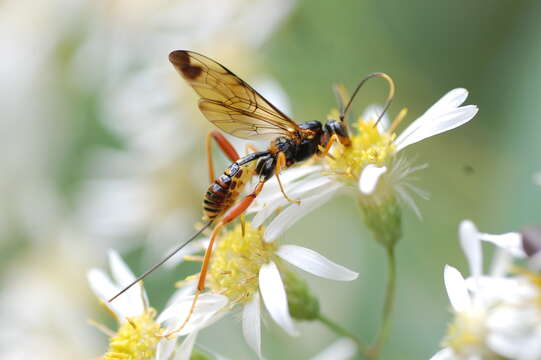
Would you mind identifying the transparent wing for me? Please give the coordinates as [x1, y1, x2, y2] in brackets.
[169, 50, 299, 140]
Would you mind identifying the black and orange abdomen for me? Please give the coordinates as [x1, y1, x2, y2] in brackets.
[203, 161, 254, 221]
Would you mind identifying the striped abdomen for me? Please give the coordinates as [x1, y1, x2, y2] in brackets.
[203, 161, 254, 221]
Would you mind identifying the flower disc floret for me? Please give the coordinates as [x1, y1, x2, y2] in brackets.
[443, 310, 489, 358]
[327, 117, 396, 185]
[208, 223, 277, 303]
[103, 308, 162, 360]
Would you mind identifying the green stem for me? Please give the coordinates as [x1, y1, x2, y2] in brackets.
[368, 247, 397, 359]
[317, 313, 370, 357]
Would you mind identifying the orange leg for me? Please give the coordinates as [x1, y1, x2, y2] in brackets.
[206, 131, 240, 183]
[245, 143, 260, 155]
[275, 152, 300, 205]
[318, 134, 340, 159]
[161, 181, 265, 338]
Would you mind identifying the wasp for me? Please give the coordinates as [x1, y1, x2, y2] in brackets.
[109, 50, 394, 335]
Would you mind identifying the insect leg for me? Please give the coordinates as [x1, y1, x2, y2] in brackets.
[275, 152, 300, 205]
[244, 143, 260, 155]
[206, 131, 240, 183]
[318, 134, 341, 159]
[161, 181, 265, 338]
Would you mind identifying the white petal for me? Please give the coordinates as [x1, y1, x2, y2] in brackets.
[252, 176, 332, 228]
[242, 292, 262, 359]
[173, 331, 199, 360]
[249, 165, 323, 215]
[310, 338, 357, 360]
[362, 104, 390, 132]
[464, 276, 525, 304]
[459, 220, 482, 278]
[259, 261, 298, 336]
[479, 232, 526, 258]
[444, 265, 471, 313]
[156, 338, 177, 360]
[164, 280, 197, 308]
[430, 347, 454, 360]
[395, 88, 477, 151]
[396, 106, 478, 151]
[158, 293, 228, 336]
[108, 249, 137, 286]
[264, 183, 342, 242]
[276, 245, 358, 281]
[87, 269, 125, 318]
[489, 248, 513, 277]
[401, 89, 468, 141]
[424, 88, 469, 117]
[358, 165, 387, 194]
[107, 249, 146, 315]
[158, 294, 227, 323]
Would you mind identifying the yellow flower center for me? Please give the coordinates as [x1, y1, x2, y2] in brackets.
[326, 116, 396, 184]
[511, 266, 541, 307]
[103, 308, 162, 360]
[208, 222, 277, 304]
[442, 310, 499, 359]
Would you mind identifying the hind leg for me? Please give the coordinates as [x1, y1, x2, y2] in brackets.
[206, 131, 240, 183]
[161, 181, 265, 338]
[275, 152, 300, 205]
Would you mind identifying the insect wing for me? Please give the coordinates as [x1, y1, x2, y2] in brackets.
[169, 50, 299, 140]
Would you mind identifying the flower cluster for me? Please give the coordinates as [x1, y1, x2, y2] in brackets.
[88, 86, 482, 359]
[432, 220, 541, 360]
[162, 220, 358, 358]
[89, 241, 357, 359]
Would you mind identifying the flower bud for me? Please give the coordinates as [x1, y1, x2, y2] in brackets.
[521, 226, 541, 257]
[282, 268, 320, 321]
[190, 350, 212, 360]
[359, 195, 402, 250]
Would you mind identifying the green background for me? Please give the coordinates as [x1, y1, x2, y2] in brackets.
[2, 0, 541, 359]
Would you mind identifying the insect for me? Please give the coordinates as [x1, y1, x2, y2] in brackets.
[109, 50, 394, 336]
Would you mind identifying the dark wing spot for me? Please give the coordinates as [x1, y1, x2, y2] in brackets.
[169, 50, 203, 80]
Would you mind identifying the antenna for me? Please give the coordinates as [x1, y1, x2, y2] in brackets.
[108, 220, 213, 303]
[339, 72, 396, 127]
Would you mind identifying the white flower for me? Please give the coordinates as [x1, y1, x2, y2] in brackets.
[250, 88, 478, 235]
[88, 249, 225, 360]
[162, 221, 358, 359]
[431, 220, 540, 360]
[310, 338, 358, 360]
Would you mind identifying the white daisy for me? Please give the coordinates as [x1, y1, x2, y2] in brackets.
[161, 220, 358, 359]
[88, 249, 226, 360]
[431, 220, 533, 360]
[250, 89, 478, 242]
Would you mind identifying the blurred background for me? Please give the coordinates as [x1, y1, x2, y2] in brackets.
[1, 0, 541, 359]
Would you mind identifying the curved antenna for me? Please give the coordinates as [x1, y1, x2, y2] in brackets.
[108, 220, 213, 303]
[339, 72, 396, 127]
[332, 84, 349, 118]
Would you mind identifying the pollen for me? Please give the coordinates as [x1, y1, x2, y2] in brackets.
[443, 310, 488, 358]
[326, 116, 396, 184]
[208, 222, 277, 304]
[102, 308, 162, 360]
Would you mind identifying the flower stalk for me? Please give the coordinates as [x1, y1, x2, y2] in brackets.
[368, 246, 397, 360]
